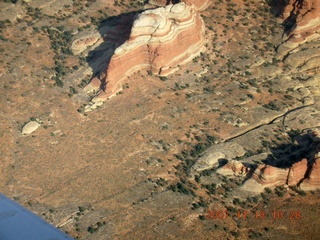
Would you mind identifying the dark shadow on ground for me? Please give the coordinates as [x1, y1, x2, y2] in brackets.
[86, 10, 142, 78]
[261, 133, 314, 168]
[266, 0, 297, 34]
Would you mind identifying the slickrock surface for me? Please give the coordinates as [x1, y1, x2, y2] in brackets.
[282, 41, 320, 72]
[190, 142, 245, 174]
[70, 32, 101, 55]
[245, 164, 289, 189]
[147, 0, 210, 10]
[87, 3, 205, 102]
[277, 0, 320, 59]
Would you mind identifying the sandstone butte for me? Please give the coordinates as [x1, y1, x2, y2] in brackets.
[146, 0, 211, 11]
[242, 129, 320, 193]
[277, 0, 320, 55]
[85, 2, 205, 103]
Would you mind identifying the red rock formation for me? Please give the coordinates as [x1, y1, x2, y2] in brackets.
[277, 0, 320, 55]
[243, 129, 320, 193]
[300, 155, 320, 191]
[71, 33, 101, 55]
[216, 160, 249, 176]
[287, 158, 308, 185]
[251, 164, 289, 187]
[87, 3, 205, 103]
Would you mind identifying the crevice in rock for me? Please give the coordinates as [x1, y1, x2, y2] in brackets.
[224, 104, 314, 143]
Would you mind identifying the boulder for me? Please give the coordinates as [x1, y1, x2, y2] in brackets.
[21, 121, 40, 135]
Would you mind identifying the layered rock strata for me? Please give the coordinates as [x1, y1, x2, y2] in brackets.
[277, 0, 320, 58]
[242, 129, 320, 192]
[300, 155, 320, 191]
[87, 3, 205, 102]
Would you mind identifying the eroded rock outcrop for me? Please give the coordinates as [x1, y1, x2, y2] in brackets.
[277, 0, 320, 61]
[147, 0, 210, 11]
[190, 142, 245, 175]
[242, 129, 320, 193]
[242, 165, 290, 192]
[282, 41, 320, 71]
[216, 160, 250, 176]
[71, 32, 101, 55]
[86, 3, 205, 102]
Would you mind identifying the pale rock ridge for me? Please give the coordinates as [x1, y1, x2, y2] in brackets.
[190, 142, 245, 175]
[283, 41, 320, 71]
[87, 3, 205, 103]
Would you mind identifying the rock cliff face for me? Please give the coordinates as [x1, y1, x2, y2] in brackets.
[147, 0, 210, 10]
[300, 155, 320, 191]
[87, 3, 205, 102]
[277, 0, 320, 61]
[242, 129, 320, 193]
[287, 158, 308, 185]
[300, 130, 320, 190]
[216, 160, 249, 176]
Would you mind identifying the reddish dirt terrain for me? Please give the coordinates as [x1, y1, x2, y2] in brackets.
[0, 0, 320, 239]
